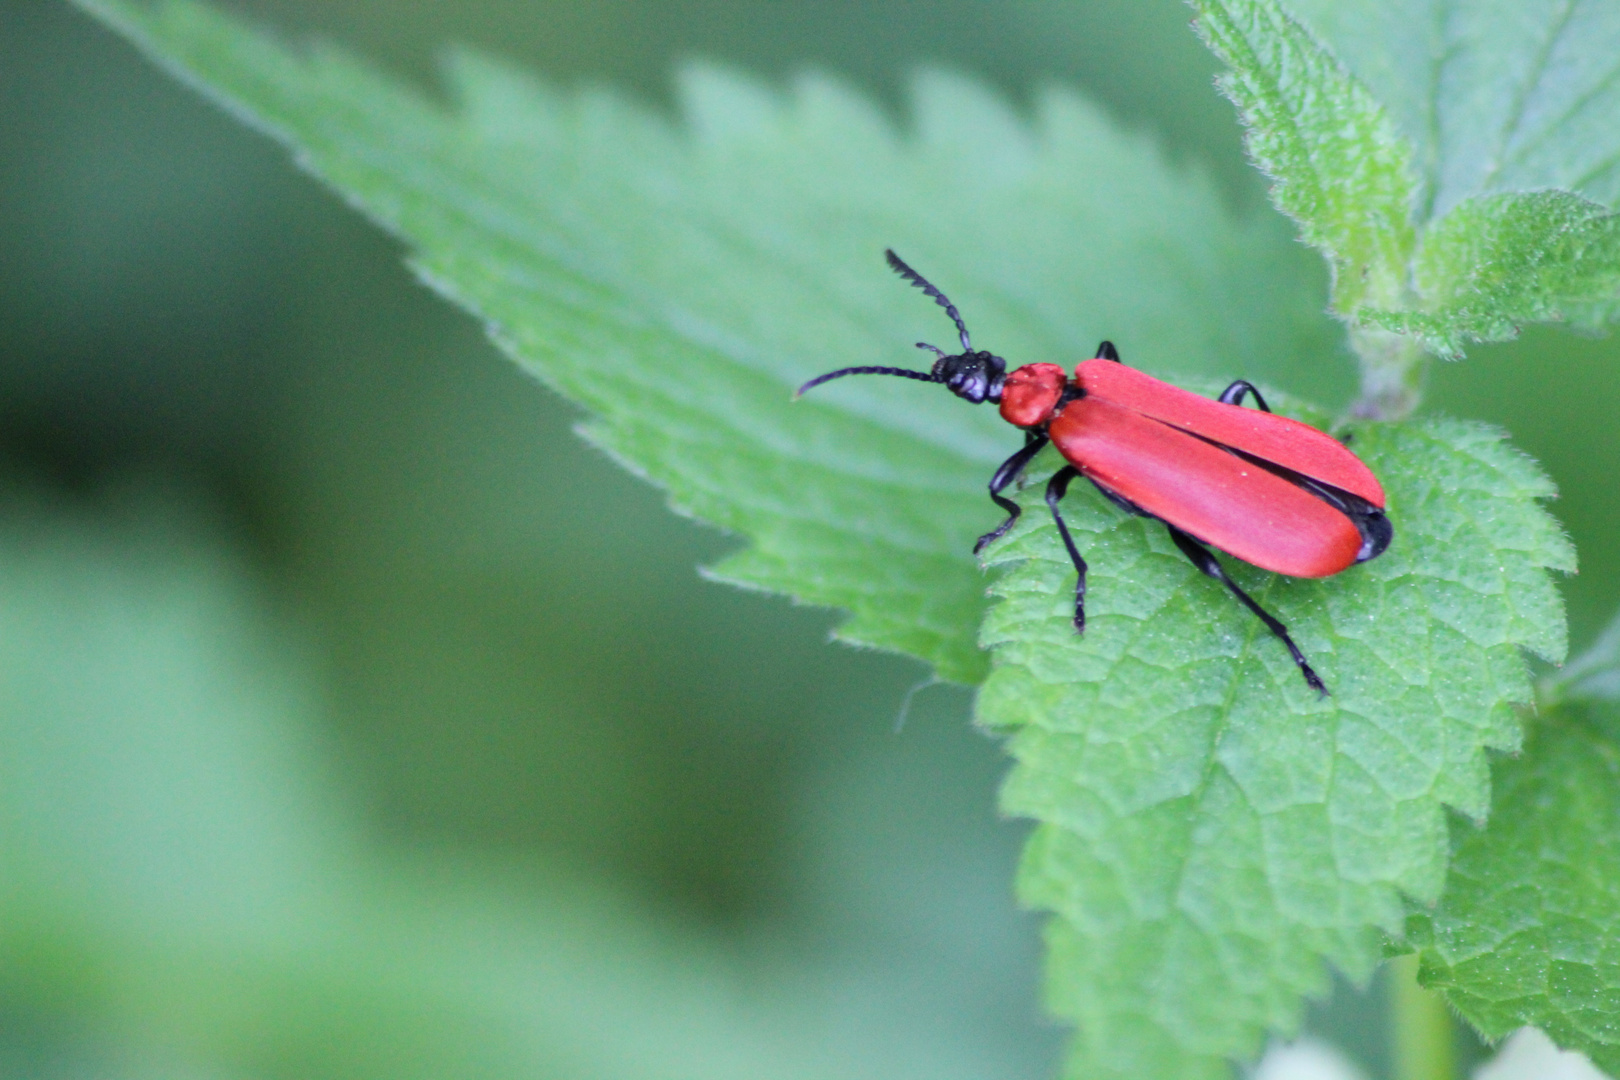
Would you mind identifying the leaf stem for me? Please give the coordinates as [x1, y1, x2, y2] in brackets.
[1391, 953, 1456, 1080]
[1350, 326, 1428, 420]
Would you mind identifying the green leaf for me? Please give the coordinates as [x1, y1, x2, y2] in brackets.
[69, 2, 1578, 1076]
[70, 0, 1332, 687]
[0, 490, 1030, 1080]
[1200, 0, 1620, 360]
[1409, 712, 1620, 1075]
[1543, 606, 1620, 707]
[979, 417, 1572, 1079]
[1280, 0, 1620, 219]
[1190, 0, 1418, 314]
[1363, 191, 1620, 358]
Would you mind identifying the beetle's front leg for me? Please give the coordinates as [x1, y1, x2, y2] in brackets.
[974, 431, 1050, 554]
[1044, 465, 1088, 632]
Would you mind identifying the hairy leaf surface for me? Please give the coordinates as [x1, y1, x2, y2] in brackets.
[1201, 0, 1620, 356]
[980, 418, 1571, 1079]
[1365, 191, 1620, 357]
[1191, 0, 1417, 314]
[1410, 712, 1620, 1074]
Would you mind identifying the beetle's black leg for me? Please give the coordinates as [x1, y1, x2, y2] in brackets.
[1045, 466, 1089, 632]
[1218, 380, 1271, 412]
[974, 432, 1051, 554]
[1164, 525, 1326, 695]
[1095, 340, 1120, 362]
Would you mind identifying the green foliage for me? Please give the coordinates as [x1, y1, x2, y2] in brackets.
[1405, 610, 1620, 1072]
[1410, 710, 1620, 1074]
[1191, 0, 1416, 314]
[979, 418, 1571, 1079]
[0, 489, 1011, 1080]
[65, 0, 1589, 1077]
[1195, 1, 1620, 1063]
[71, 0, 1339, 687]
[1199, 0, 1620, 364]
[1281, 0, 1620, 215]
[1369, 192, 1620, 360]
[1544, 607, 1620, 709]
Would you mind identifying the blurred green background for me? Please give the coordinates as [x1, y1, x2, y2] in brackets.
[2, 1, 1618, 1077]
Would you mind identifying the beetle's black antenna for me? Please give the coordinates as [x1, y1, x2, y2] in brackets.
[795, 365, 941, 397]
[886, 248, 972, 353]
[798, 251, 1004, 405]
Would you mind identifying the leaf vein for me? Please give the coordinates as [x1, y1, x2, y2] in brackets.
[1478, 0, 1579, 194]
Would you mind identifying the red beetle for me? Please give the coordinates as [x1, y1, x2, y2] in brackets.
[798, 251, 1392, 694]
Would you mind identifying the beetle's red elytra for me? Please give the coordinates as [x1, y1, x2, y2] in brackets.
[796, 250, 1392, 695]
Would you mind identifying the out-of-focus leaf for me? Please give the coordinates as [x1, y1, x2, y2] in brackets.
[71, 0, 1335, 685]
[980, 418, 1572, 1079]
[1543, 604, 1620, 707]
[0, 489, 1043, 1080]
[1473, 1028, 1613, 1080]
[1280, 0, 1620, 219]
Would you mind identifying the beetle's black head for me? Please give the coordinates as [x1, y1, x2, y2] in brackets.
[794, 249, 1007, 404]
[928, 348, 1006, 404]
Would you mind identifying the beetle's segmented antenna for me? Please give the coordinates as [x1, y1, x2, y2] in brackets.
[795, 365, 941, 398]
[886, 249, 972, 353]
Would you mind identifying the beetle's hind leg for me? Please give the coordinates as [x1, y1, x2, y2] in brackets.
[1218, 380, 1271, 411]
[975, 432, 1050, 554]
[1044, 466, 1089, 632]
[1164, 525, 1327, 696]
[1080, 478, 1327, 694]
